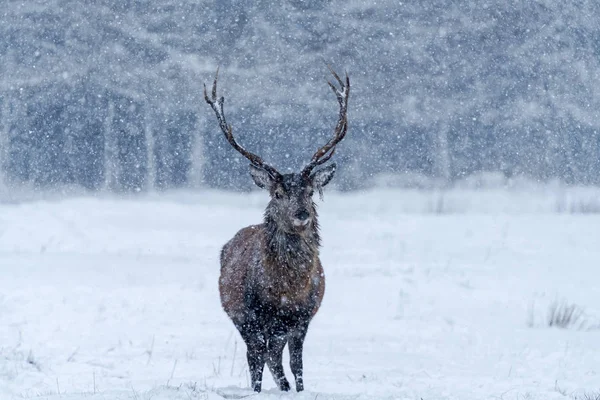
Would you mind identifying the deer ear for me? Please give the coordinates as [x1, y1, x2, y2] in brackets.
[249, 164, 275, 189]
[311, 163, 336, 189]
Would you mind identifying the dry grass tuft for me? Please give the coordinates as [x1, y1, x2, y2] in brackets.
[547, 300, 585, 329]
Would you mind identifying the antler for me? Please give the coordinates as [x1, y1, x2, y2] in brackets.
[302, 66, 350, 178]
[204, 68, 281, 179]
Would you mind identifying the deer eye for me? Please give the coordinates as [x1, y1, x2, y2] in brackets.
[274, 191, 283, 199]
[307, 188, 314, 197]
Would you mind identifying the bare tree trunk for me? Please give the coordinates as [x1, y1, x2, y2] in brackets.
[103, 99, 116, 191]
[0, 95, 11, 189]
[144, 106, 155, 191]
[188, 115, 205, 189]
[433, 124, 451, 185]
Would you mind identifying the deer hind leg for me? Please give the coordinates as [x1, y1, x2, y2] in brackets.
[238, 323, 267, 392]
[289, 324, 309, 392]
[266, 332, 290, 391]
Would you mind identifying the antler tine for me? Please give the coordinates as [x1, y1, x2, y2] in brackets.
[302, 67, 350, 177]
[327, 65, 345, 96]
[211, 66, 219, 100]
[204, 68, 281, 179]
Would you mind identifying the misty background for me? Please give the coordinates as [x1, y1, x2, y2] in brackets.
[1, 0, 600, 193]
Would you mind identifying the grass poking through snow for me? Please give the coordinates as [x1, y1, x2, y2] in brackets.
[547, 300, 585, 329]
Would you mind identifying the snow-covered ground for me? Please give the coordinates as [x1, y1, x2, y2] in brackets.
[0, 189, 599, 399]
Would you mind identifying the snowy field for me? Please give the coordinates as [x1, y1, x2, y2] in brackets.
[1, 188, 599, 400]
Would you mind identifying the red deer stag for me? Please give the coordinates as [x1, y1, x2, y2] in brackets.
[204, 67, 349, 393]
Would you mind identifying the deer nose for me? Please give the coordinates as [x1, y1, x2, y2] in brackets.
[295, 209, 310, 221]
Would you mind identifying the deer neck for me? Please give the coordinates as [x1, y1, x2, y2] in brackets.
[264, 215, 321, 271]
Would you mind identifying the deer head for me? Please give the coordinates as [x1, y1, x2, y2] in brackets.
[204, 67, 349, 233]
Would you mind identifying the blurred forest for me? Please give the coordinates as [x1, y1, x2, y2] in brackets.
[1, 0, 600, 191]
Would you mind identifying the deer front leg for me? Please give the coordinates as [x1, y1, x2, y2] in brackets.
[289, 324, 309, 392]
[239, 323, 267, 392]
[266, 333, 290, 391]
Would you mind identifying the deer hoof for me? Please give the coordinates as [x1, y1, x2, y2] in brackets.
[279, 378, 291, 391]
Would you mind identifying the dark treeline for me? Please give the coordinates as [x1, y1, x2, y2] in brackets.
[1, 0, 600, 191]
